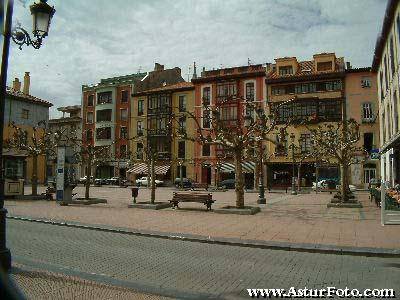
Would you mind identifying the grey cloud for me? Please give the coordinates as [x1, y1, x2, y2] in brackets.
[4, 0, 387, 117]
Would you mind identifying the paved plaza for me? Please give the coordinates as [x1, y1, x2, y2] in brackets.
[4, 185, 400, 250]
[7, 219, 400, 299]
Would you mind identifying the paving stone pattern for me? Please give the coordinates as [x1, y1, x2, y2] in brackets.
[10, 263, 172, 300]
[7, 219, 400, 299]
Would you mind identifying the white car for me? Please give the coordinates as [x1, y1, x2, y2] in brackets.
[135, 177, 163, 187]
[312, 180, 356, 192]
[79, 176, 93, 184]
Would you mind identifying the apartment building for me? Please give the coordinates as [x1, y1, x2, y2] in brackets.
[372, 0, 400, 186]
[4, 73, 52, 184]
[345, 67, 380, 188]
[191, 64, 267, 187]
[265, 53, 345, 188]
[129, 82, 194, 182]
[81, 72, 147, 179]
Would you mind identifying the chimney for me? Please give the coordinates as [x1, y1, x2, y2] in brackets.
[23, 72, 30, 94]
[265, 63, 272, 73]
[13, 78, 21, 91]
[201, 67, 206, 77]
[192, 62, 197, 80]
[154, 63, 164, 72]
[346, 62, 352, 70]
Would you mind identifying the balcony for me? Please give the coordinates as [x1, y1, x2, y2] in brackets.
[157, 152, 171, 160]
[147, 129, 170, 136]
[148, 107, 171, 115]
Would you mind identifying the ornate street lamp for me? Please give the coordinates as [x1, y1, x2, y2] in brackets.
[290, 133, 297, 195]
[0, 0, 56, 271]
[12, 0, 56, 50]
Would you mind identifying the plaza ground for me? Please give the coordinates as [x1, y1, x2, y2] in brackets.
[7, 218, 400, 299]
[4, 185, 400, 250]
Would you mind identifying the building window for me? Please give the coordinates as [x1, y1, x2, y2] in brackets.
[279, 66, 293, 76]
[316, 61, 332, 71]
[120, 108, 128, 121]
[300, 134, 311, 153]
[121, 90, 129, 103]
[217, 82, 236, 102]
[86, 130, 93, 141]
[178, 95, 186, 112]
[364, 168, 376, 184]
[138, 99, 144, 116]
[4, 159, 23, 179]
[178, 141, 185, 159]
[220, 106, 237, 121]
[136, 143, 143, 159]
[120, 126, 128, 139]
[21, 109, 29, 119]
[178, 116, 186, 133]
[96, 109, 112, 122]
[363, 132, 373, 152]
[202, 144, 210, 156]
[202, 110, 211, 128]
[88, 95, 94, 107]
[96, 127, 111, 140]
[203, 87, 210, 106]
[390, 36, 396, 75]
[361, 77, 371, 88]
[97, 91, 112, 104]
[119, 144, 127, 158]
[137, 121, 143, 136]
[245, 82, 255, 101]
[362, 103, 373, 121]
[86, 112, 94, 123]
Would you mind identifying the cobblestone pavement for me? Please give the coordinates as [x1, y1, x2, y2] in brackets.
[7, 219, 400, 299]
[4, 186, 400, 249]
[9, 263, 173, 300]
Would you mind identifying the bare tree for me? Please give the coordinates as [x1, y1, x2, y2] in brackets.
[176, 96, 279, 209]
[5, 121, 58, 195]
[309, 119, 367, 202]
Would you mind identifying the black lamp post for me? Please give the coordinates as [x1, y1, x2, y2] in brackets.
[289, 133, 297, 195]
[0, 0, 55, 271]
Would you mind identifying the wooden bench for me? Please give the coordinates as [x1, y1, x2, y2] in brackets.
[190, 182, 208, 191]
[171, 192, 214, 210]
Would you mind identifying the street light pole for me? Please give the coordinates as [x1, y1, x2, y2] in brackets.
[0, 0, 55, 271]
[0, 0, 14, 271]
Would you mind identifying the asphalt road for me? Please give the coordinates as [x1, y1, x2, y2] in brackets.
[7, 219, 400, 299]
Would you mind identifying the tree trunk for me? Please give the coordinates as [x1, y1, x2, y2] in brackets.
[297, 162, 302, 192]
[254, 161, 260, 192]
[31, 154, 38, 196]
[340, 163, 349, 202]
[85, 159, 92, 200]
[147, 160, 151, 189]
[150, 158, 155, 204]
[234, 150, 245, 209]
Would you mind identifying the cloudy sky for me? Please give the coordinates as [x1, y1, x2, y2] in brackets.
[5, 0, 387, 117]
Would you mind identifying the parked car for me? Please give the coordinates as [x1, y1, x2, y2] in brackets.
[218, 179, 236, 189]
[312, 179, 356, 192]
[94, 178, 108, 185]
[135, 177, 163, 187]
[174, 178, 193, 188]
[78, 176, 93, 184]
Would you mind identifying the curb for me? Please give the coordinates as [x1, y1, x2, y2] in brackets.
[7, 215, 400, 258]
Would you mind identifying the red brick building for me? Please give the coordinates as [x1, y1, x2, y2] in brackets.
[191, 64, 267, 187]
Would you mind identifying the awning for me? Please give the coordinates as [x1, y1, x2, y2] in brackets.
[127, 163, 170, 175]
[220, 161, 255, 173]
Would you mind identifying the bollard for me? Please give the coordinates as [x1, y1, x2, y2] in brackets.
[131, 187, 139, 204]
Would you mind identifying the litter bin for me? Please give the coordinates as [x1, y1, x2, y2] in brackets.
[131, 187, 139, 203]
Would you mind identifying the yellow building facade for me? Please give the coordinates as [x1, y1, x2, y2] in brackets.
[129, 82, 195, 183]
